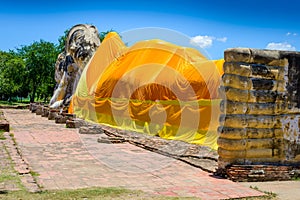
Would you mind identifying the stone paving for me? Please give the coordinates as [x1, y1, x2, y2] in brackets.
[240, 181, 300, 200]
[2, 109, 264, 199]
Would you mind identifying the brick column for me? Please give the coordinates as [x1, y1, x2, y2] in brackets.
[217, 48, 300, 181]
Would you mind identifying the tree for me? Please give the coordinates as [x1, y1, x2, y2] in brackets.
[17, 40, 59, 102]
[57, 28, 70, 53]
[0, 26, 116, 103]
[0, 51, 27, 101]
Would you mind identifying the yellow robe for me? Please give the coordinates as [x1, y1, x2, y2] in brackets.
[70, 32, 224, 150]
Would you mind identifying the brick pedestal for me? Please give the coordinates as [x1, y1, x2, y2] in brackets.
[218, 48, 300, 181]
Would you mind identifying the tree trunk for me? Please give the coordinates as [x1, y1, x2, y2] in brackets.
[30, 85, 37, 103]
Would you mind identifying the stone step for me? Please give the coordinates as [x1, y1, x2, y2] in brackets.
[54, 113, 76, 124]
[35, 105, 43, 115]
[79, 126, 104, 134]
[48, 109, 60, 120]
[66, 118, 89, 128]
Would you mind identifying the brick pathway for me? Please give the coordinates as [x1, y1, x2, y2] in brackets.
[3, 109, 264, 199]
[0, 134, 20, 192]
[0, 131, 40, 193]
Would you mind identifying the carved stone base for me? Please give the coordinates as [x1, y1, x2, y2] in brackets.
[41, 107, 49, 117]
[66, 118, 88, 128]
[35, 105, 43, 115]
[54, 113, 76, 124]
[79, 126, 104, 134]
[55, 115, 67, 124]
[30, 103, 37, 113]
[48, 109, 59, 120]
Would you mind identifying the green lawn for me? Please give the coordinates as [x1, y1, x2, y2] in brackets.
[0, 187, 200, 200]
[0, 100, 29, 106]
[0, 187, 279, 200]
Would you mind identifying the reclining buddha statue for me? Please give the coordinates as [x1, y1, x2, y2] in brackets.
[49, 24, 224, 150]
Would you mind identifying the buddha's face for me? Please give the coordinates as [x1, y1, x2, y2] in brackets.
[67, 24, 100, 69]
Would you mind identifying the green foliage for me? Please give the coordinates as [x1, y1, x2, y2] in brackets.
[0, 26, 116, 104]
[0, 187, 191, 200]
[0, 100, 29, 106]
[57, 28, 70, 53]
[16, 40, 59, 102]
[0, 40, 59, 103]
[0, 51, 27, 100]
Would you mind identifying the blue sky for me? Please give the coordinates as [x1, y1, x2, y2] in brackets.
[0, 0, 299, 59]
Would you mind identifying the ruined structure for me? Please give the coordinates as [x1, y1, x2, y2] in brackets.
[218, 48, 300, 181]
[46, 24, 300, 181]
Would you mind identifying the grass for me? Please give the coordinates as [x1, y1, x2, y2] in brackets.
[248, 186, 278, 200]
[0, 142, 25, 192]
[0, 173, 17, 184]
[0, 131, 5, 140]
[291, 176, 300, 181]
[29, 170, 40, 177]
[0, 100, 29, 106]
[0, 186, 281, 200]
[0, 187, 199, 200]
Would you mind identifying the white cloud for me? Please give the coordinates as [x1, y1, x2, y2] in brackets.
[266, 42, 296, 51]
[190, 35, 227, 48]
[216, 37, 227, 42]
[286, 32, 298, 36]
[190, 35, 213, 48]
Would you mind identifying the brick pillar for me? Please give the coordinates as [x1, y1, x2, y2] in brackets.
[217, 48, 300, 181]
